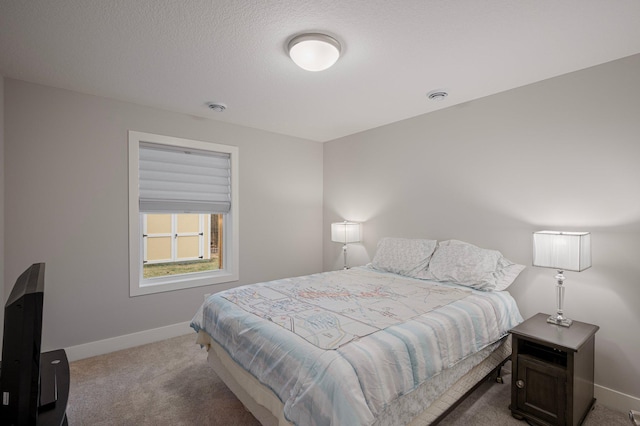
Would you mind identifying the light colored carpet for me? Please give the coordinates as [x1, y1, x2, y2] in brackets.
[67, 334, 630, 425]
[67, 334, 260, 425]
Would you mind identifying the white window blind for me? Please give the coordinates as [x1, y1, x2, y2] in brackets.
[139, 142, 231, 214]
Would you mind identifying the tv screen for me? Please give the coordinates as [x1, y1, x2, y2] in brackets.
[1, 263, 45, 425]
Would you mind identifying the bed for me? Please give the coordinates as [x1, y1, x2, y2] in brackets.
[191, 238, 524, 425]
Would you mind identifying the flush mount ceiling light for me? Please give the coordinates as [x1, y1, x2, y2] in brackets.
[288, 33, 341, 72]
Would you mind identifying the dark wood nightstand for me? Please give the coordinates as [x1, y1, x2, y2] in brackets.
[509, 313, 599, 426]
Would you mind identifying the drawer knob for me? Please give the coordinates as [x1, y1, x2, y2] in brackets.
[516, 380, 525, 389]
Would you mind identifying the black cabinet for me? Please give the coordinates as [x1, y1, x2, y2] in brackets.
[510, 313, 598, 426]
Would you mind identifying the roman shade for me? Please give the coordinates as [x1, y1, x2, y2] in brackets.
[139, 142, 231, 214]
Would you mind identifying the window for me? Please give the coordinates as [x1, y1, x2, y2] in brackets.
[128, 131, 238, 296]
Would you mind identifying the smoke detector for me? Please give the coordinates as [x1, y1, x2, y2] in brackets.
[206, 102, 227, 112]
[427, 90, 448, 101]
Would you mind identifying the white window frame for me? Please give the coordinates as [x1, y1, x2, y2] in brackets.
[128, 131, 239, 296]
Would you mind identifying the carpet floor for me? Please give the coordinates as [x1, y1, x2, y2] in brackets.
[67, 334, 629, 425]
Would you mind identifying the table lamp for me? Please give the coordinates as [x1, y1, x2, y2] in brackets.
[331, 221, 362, 269]
[533, 231, 591, 327]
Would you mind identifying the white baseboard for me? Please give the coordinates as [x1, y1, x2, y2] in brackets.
[595, 383, 640, 413]
[64, 321, 193, 362]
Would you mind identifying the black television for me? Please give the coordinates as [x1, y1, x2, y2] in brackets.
[1, 263, 45, 425]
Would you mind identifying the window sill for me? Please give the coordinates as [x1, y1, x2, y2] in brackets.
[130, 269, 239, 296]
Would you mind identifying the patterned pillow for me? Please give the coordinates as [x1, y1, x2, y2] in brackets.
[427, 240, 524, 291]
[371, 238, 437, 278]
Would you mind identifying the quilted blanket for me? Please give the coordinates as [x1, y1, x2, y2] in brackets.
[191, 267, 522, 426]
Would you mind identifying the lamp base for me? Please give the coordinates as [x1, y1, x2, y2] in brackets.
[547, 314, 573, 327]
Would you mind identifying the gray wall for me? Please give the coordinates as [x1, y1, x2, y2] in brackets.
[324, 54, 640, 400]
[0, 75, 4, 346]
[4, 79, 324, 351]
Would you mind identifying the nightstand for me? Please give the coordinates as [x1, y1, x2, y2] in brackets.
[509, 313, 599, 426]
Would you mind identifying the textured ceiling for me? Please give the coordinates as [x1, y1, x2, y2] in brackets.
[2, 0, 640, 142]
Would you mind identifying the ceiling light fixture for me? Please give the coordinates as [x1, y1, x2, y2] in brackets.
[288, 33, 341, 72]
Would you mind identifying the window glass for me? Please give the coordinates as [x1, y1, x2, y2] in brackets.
[142, 214, 223, 279]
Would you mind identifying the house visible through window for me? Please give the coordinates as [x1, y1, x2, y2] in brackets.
[128, 131, 239, 296]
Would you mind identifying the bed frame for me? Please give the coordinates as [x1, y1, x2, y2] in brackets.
[196, 331, 511, 426]
[428, 349, 509, 425]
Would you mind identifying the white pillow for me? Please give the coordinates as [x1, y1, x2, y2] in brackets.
[494, 259, 526, 291]
[371, 237, 437, 278]
[427, 240, 524, 291]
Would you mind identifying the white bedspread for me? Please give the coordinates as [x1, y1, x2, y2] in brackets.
[191, 267, 522, 426]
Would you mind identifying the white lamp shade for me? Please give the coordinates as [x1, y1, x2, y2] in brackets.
[331, 221, 362, 244]
[533, 231, 591, 272]
[288, 34, 341, 72]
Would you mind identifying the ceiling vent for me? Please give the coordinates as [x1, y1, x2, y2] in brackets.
[206, 102, 227, 112]
[427, 91, 448, 101]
